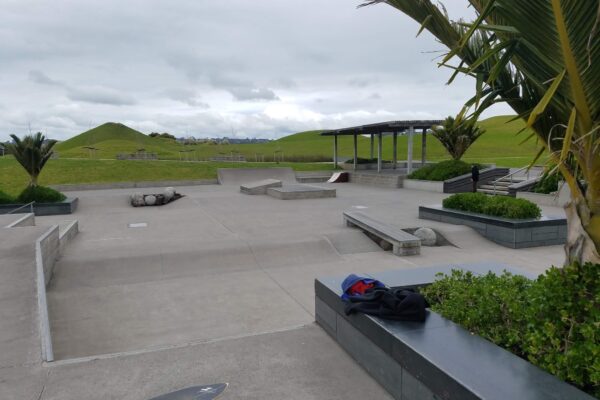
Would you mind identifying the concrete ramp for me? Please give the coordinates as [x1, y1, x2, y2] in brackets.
[217, 168, 297, 185]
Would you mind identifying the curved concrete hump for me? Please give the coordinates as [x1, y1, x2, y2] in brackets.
[217, 168, 297, 185]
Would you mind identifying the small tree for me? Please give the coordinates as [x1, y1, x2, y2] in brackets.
[7, 132, 57, 187]
[432, 115, 485, 160]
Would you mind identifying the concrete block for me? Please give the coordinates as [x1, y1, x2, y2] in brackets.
[402, 368, 437, 400]
[267, 185, 336, 200]
[240, 179, 282, 195]
[336, 315, 403, 399]
[315, 297, 337, 337]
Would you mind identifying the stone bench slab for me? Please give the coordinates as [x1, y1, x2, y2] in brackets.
[343, 211, 420, 256]
[267, 185, 336, 200]
[240, 179, 282, 195]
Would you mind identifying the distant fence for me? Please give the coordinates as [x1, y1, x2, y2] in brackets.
[116, 153, 158, 160]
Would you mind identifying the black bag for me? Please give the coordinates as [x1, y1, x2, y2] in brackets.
[343, 287, 429, 322]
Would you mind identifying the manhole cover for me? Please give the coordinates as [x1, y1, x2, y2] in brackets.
[128, 222, 148, 228]
[149, 383, 228, 399]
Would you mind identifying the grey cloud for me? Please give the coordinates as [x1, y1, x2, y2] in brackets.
[368, 93, 382, 100]
[228, 87, 279, 101]
[162, 88, 209, 108]
[29, 70, 64, 86]
[67, 86, 136, 106]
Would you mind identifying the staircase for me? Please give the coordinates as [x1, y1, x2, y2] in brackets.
[478, 176, 527, 196]
[477, 166, 544, 196]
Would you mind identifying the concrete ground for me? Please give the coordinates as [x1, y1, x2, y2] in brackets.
[1, 182, 566, 399]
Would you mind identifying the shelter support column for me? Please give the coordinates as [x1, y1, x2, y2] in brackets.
[370, 134, 374, 159]
[333, 134, 338, 169]
[393, 132, 397, 169]
[353, 133, 357, 171]
[421, 128, 427, 167]
[407, 125, 414, 174]
[377, 133, 382, 173]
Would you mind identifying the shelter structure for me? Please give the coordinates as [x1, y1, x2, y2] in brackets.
[321, 120, 443, 174]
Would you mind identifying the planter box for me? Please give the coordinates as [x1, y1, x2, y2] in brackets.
[315, 264, 594, 400]
[0, 198, 78, 216]
[419, 205, 566, 248]
[402, 179, 444, 193]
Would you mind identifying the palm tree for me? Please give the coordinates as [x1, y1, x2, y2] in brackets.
[359, 0, 600, 265]
[7, 132, 57, 187]
[432, 115, 485, 160]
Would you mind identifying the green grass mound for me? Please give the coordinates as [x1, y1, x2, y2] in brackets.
[17, 186, 66, 204]
[408, 160, 476, 181]
[421, 264, 600, 398]
[442, 192, 541, 219]
[0, 189, 16, 204]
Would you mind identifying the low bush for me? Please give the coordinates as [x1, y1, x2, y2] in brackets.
[17, 186, 66, 203]
[344, 157, 390, 164]
[0, 189, 16, 204]
[421, 263, 600, 397]
[407, 159, 477, 181]
[442, 192, 541, 219]
[533, 170, 560, 194]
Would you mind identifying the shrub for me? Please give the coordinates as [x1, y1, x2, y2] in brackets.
[408, 159, 477, 181]
[421, 270, 531, 352]
[17, 186, 66, 203]
[0, 189, 16, 204]
[421, 264, 600, 397]
[344, 157, 390, 164]
[524, 263, 599, 396]
[431, 115, 486, 160]
[533, 170, 561, 194]
[442, 192, 541, 219]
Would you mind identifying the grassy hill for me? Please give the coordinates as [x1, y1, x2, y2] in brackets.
[53, 116, 544, 167]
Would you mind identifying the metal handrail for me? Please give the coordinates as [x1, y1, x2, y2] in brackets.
[6, 201, 35, 215]
[491, 166, 532, 194]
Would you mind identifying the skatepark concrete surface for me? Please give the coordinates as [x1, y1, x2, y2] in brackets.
[1, 180, 567, 399]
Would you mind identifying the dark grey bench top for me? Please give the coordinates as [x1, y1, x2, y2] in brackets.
[343, 210, 420, 244]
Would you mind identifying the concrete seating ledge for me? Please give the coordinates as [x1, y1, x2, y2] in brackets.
[315, 263, 594, 400]
[240, 179, 282, 195]
[343, 210, 420, 256]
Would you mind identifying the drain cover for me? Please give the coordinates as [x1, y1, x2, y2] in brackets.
[128, 222, 148, 228]
[149, 383, 228, 400]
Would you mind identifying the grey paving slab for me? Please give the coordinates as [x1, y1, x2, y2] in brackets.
[41, 325, 393, 400]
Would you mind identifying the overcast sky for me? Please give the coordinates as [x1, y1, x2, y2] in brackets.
[0, 0, 512, 141]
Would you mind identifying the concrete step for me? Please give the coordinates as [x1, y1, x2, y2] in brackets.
[479, 184, 510, 191]
[477, 188, 512, 196]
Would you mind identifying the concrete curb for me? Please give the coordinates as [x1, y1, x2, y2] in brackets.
[50, 179, 218, 192]
[35, 225, 59, 362]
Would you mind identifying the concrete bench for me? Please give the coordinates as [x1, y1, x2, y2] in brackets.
[343, 211, 420, 256]
[240, 179, 282, 195]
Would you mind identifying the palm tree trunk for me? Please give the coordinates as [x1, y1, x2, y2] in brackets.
[564, 201, 600, 265]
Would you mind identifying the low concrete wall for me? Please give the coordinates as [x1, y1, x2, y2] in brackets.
[37, 225, 60, 286]
[0, 198, 78, 216]
[517, 184, 570, 207]
[348, 172, 404, 188]
[402, 179, 444, 193]
[59, 220, 79, 254]
[3, 213, 35, 228]
[50, 179, 217, 191]
[36, 225, 59, 362]
[419, 205, 567, 248]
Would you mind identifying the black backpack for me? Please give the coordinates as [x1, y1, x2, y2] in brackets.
[343, 287, 429, 322]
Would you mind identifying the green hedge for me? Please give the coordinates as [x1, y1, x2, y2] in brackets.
[533, 170, 560, 194]
[407, 160, 478, 181]
[0, 189, 15, 204]
[344, 157, 391, 164]
[421, 263, 600, 398]
[17, 186, 66, 203]
[442, 192, 541, 219]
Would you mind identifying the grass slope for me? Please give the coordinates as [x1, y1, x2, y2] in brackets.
[53, 116, 543, 167]
[0, 157, 333, 196]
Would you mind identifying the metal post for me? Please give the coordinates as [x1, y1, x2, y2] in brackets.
[407, 125, 414, 174]
[370, 134, 374, 160]
[377, 133, 382, 173]
[393, 132, 398, 169]
[353, 133, 358, 171]
[421, 128, 427, 167]
[333, 134, 338, 169]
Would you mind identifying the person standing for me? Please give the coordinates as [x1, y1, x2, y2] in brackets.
[471, 164, 480, 192]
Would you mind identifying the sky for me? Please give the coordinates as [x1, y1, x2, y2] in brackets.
[0, 0, 512, 141]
